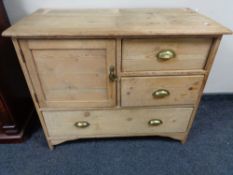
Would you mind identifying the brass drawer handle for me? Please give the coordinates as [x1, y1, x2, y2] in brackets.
[152, 89, 170, 98]
[74, 121, 90, 128]
[148, 119, 163, 126]
[109, 65, 117, 82]
[157, 50, 176, 61]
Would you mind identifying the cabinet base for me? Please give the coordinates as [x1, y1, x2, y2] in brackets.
[48, 132, 188, 150]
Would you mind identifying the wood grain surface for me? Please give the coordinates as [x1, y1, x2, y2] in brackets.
[2, 8, 232, 37]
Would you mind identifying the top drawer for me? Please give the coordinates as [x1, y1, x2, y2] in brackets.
[122, 38, 212, 72]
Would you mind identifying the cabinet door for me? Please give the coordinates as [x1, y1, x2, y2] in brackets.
[20, 40, 116, 108]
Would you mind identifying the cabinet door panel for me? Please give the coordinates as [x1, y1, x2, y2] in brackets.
[20, 40, 116, 108]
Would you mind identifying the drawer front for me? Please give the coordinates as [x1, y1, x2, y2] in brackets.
[122, 38, 212, 72]
[121, 76, 204, 107]
[20, 39, 116, 108]
[43, 108, 193, 138]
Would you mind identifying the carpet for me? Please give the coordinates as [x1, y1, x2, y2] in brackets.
[0, 95, 232, 175]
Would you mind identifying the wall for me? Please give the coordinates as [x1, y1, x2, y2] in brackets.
[3, 0, 233, 93]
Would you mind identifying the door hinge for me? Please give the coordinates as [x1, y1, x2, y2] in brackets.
[34, 93, 39, 103]
[19, 48, 26, 63]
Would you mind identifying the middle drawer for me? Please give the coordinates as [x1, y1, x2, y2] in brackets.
[121, 75, 204, 107]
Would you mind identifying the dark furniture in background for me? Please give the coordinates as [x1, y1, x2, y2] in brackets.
[0, 0, 34, 142]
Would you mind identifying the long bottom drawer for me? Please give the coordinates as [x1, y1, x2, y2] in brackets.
[43, 108, 193, 138]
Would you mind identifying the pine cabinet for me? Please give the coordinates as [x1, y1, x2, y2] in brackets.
[3, 8, 231, 149]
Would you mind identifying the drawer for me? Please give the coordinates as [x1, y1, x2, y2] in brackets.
[121, 75, 204, 107]
[122, 38, 212, 72]
[43, 108, 193, 138]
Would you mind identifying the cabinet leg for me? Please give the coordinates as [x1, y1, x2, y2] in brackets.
[48, 142, 54, 150]
[181, 139, 186, 144]
[181, 134, 188, 144]
[46, 139, 54, 150]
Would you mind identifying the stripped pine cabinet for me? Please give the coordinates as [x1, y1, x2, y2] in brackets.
[3, 8, 231, 149]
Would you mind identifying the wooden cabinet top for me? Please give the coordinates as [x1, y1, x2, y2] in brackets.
[3, 8, 232, 37]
